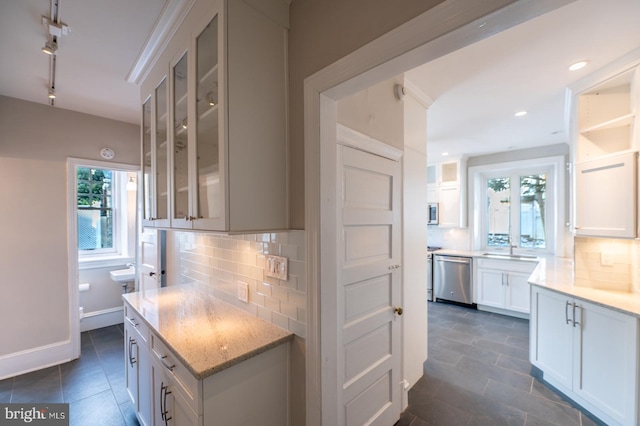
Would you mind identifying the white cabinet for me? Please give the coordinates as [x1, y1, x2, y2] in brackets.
[427, 159, 466, 227]
[124, 299, 290, 426]
[530, 286, 639, 426]
[571, 62, 639, 238]
[475, 258, 536, 316]
[124, 305, 152, 426]
[141, 0, 288, 232]
[574, 152, 637, 238]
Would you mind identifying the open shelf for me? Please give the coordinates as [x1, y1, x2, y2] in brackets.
[580, 113, 635, 134]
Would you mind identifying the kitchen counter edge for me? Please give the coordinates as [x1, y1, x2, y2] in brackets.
[122, 284, 294, 380]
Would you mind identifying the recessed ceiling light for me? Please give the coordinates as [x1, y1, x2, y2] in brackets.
[569, 61, 588, 71]
[515, 111, 527, 117]
[442, 152, 449, 156]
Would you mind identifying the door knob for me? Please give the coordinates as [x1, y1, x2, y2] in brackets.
[149, 272, 156, 277]
[393, 307, 403, 316]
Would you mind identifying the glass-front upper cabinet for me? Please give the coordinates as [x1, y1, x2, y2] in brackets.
[194, 16, 223, 229]
[141, 98, 152, 224]
[172, 52, 190, 227]
[154, 78, 169, 226]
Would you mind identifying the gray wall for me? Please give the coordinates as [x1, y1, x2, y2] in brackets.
[287, 0, 446, 228]
[0, 95, 139, 360]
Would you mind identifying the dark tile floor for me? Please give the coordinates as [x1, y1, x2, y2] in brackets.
[1, 305, 609, 426]
[397, 302, 607, 426]
[0, 324, 139, 426]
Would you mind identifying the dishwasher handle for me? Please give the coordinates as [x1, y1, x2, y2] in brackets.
[435, 256, 471, 264]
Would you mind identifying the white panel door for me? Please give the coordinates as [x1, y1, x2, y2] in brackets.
[338, 145, 402, 426]
[138, 228, 161, 291]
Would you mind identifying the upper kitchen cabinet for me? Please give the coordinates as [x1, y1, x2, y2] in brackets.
[427, 159, 467, 227]
[570, 53, 640, 238]
[140, 0, 289, 232]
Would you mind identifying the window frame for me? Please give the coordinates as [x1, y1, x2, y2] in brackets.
[67, 158, 139, 270]
[483, 168, 553, 252]
[469, 155, 565, 256]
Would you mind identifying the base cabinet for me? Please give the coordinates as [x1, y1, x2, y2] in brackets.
[530, 286, 639, 426]
[125, 306, 152, 426]
[475, 258, 536, 316]
[124, 301, 289, 426]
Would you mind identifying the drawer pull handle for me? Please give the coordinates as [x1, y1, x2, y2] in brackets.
[128, 338, 137, 366]
[160, 355, 175, 371]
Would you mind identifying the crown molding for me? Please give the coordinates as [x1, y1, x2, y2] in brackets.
[126, 0, 197, 85]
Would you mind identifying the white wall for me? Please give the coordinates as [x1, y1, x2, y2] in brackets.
[0, 95, 138, 378]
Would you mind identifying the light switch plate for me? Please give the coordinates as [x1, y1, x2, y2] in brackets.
[266, 255, 288, 280]
[237, 281, 249, 303]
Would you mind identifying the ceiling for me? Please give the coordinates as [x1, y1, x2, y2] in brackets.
[406, 0, 640, 161]
[0, 0, 639, 159]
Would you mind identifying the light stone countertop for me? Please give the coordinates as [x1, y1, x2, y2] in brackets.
[529, 257, 640, 318]
[122, 283, 294, 380]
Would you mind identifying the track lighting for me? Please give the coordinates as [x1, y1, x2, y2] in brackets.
[42, 40, 58, 55]
[48, 88, 56, 99]
[207, 92, 216, 107]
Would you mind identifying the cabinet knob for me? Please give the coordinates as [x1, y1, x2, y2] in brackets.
[393, 307, 403, 316]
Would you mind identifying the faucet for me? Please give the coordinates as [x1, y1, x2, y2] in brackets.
[508, 236, 516, 256]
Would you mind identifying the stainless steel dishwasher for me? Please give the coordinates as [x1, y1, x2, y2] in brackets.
[433, 254, 473, 305]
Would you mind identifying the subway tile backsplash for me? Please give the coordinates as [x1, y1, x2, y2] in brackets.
[574, 237, 638, 292]
[173, 231, 307, 338]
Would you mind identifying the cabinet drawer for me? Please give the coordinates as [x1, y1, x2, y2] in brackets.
[124, 304, 149, 344]
[475, 258, 537, 273]
[150, 333, 200, 414]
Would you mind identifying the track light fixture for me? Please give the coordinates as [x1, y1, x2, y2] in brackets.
[42, 40, 58, 55]
[48, 88, 56, 99]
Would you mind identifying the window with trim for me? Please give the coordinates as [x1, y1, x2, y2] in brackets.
[77, 167, 118, 253]
[486, 173, 547, 249]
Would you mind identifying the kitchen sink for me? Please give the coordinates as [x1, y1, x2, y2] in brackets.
[482, 253, 538, 261]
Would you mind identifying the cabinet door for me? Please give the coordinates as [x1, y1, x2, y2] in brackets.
[476, 268, 505, 308]
[505, 272, 531, 314]
[153, 78, 171, 227]
[575, 152, 637, 238]
[573, 300, 638, 425]
[151, 363, 199, 426]
[124, 323, 138, 408]
[137, 343, 152, 426]
[141, 97, 154, 227]
[438, 185, 460, 228]
[171, 51, 192, 229]
[529, 287, 573, 390]
[192, 15, 225, 231]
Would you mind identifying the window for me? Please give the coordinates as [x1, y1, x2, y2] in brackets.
[70, 159, 138, 266]
[469, 154, 564, 255]
[77, 167, 115, 252]
[486, 174, 547, 249]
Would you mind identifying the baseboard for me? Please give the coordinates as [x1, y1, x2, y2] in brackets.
[0, 340, 74, 381]
[80, 306, 124, 332]
[476, 304, 529, 320]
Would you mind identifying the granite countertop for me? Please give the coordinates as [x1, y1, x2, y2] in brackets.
[529, 257, 640, 318]
[122, 283, 294, 380]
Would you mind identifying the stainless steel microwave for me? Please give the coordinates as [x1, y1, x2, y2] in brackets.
[428, 203, 439, 225]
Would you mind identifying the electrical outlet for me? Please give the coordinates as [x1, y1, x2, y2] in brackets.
[601, 251, 614, 266]
[237, 281, 249, 303]
[265, 255, 288, 280]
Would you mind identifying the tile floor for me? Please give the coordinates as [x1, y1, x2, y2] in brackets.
[0, 324, 138, 426]
[0, 304, 608, 426]
[397, 301, 606, 426]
